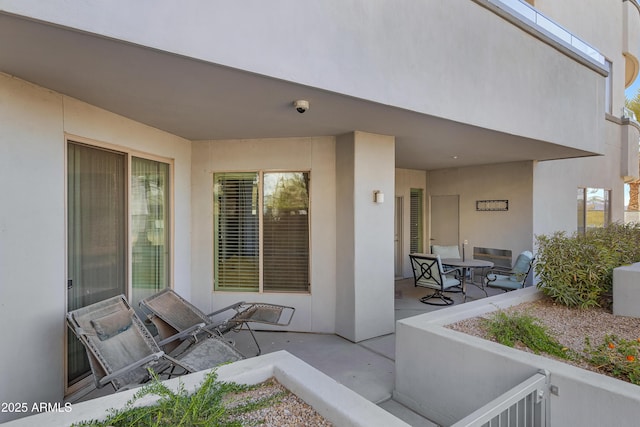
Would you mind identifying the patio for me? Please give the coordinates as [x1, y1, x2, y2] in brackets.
[73, 277, 505, 427]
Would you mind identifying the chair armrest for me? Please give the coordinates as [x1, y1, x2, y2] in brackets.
[235, 304, 296, 327]
[98, 351, 164, 387]
[486, 266, 513, 275]
[442, 267, 462, 277]
[156, 322, 206, 347]
[207, 301, 245, 318]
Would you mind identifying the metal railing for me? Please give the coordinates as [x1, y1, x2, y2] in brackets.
[489, 0, 605, 66]
[623, 107, 638, 121]
[451, 370, 550, 427]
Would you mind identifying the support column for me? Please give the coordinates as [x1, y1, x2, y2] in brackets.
[335, 131, 395, 342]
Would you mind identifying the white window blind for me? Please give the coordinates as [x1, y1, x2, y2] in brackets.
[131, 157, 170, 304]
[410, 189, 424, 254]
[263, 172, 310, 292]
[214, 173, 259, 291]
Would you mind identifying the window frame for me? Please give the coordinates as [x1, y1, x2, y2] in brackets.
[213, 170, 311, 294]
[577, 186, 611, 234]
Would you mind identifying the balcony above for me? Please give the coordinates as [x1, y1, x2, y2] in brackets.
[621, 111, 640, 182]
[624, 0, 640, 87]
[0, 0, 608, 169]
[475, 0, 606, 70]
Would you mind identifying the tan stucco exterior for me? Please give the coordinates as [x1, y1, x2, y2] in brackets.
[0, 0, 638, 421]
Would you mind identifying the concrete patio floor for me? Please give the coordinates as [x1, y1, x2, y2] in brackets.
[224, 278, 504, 426]
[77, 277, 505, 426]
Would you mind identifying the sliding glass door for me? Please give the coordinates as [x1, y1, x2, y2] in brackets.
[67, 142, 127, 386]
[66, 142, 171, 391]
[131, 157, 171, 305]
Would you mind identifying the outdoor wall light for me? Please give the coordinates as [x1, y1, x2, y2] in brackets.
[374, 190, 385, 204]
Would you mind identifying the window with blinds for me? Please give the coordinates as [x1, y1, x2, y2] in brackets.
[263, 172, 309, 292]
[131, 157, 171, 304]
[214, 171, 310, 292]
[410, 188, 424, 254]
[214, 173, 260, 291]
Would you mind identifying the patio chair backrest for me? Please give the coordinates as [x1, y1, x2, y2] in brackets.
[140, 288, 210, 334]
[431, 245, 461, 259]
[140, 288, 295, 357]
[410, 253, 446, 289]
[67, 295, 162, 390]
[511, 250, 534, 282]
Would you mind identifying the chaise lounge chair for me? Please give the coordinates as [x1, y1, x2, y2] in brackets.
[66, 294, 244, 391]
[139, 289, 295, 356]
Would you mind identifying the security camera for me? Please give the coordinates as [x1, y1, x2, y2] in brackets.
[293, 100, 309, 113]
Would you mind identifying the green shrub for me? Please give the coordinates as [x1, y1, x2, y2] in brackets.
[535, 223, 640, 308]
[71, 369, 284, 427]
[481, 312, 640, 385]
[482, 311, 576, 360]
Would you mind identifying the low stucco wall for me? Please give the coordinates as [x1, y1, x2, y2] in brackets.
[4, 351, 409, 427]
[613, 262, 640, 317]
[394, 287, 640, 426]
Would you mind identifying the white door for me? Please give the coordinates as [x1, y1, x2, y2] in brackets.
[430, 195, 459, 248]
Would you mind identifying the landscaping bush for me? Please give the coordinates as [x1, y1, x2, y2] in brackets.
[71, 369, 284, 427]
[535, 223, 640, 308]
[482, 311, 576, 360]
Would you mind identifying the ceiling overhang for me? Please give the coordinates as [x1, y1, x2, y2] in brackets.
[0, 12, 596, 170]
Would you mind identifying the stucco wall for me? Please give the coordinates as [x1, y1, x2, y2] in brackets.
[533, 120, 624, 237]
[0, 0, 604, 153]
[191, 137, 337, 334]
[427, 162, 535, 260]
[535, 0, 625, 110]
[0, 73, 191, 422]
[335, 132, 396, 342]
[395, 288, 640, 427]
[351, 132, 395, 341]
[529, 0, 632, 239]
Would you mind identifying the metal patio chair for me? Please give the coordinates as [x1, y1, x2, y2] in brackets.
[431, 244, 462, 260]
[409, 253, 461, 305]
[483, 250, 535, 294]
[66, 294, 244, 391]
[139, 289, 295, 356]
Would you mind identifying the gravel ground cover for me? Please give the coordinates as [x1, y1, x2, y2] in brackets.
[447, 297, 640, 374]
[225, 378, 333, 426]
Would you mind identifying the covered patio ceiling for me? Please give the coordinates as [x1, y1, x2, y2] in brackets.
[0, 12, 595, 171]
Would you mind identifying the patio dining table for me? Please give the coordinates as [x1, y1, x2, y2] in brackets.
[441, 258, 494, 302]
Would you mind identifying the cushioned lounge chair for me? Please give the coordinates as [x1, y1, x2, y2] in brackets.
[66, 294, 244, 391]
[483, 250, 535, 294]
[139, 289, 295, 356]
[409, 253, 461, 305]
